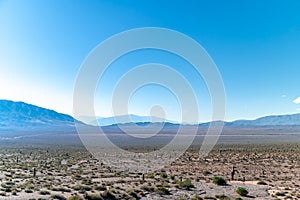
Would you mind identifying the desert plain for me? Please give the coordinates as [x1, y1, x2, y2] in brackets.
[0, 127, 299, 200]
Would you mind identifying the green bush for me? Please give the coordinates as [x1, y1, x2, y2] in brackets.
[212, 177, 227, 186]
[236, 187, 248, 196]
[145, 173, 155, 179]
[155, 186, 170, 195]
[68, 195, 84, 200]
[85, 194, 103, 200]
[191, 195, 203, 200]
[215, 194, 230, 200]
[82, 178, 93, 185]
[126, 190, 138, 198]
[257, 181, 267, 185]
[94, 185, 106, 191]
[72, 185, 92, 191]
[160, 172, 168, 179]
[179, 178, 194, 190]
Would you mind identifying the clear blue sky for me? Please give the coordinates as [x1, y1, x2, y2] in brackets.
[0, 0, 300, 122]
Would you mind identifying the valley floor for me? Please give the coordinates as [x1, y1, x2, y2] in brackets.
[0, 143, 299, 200]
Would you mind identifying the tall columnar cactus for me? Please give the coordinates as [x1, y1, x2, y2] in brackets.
[33, 167, 36, 177]
[231, 166, 238, 181]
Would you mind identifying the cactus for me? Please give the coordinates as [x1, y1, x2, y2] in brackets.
[33, 167, 36, 177]
[231, 166, 238, 181]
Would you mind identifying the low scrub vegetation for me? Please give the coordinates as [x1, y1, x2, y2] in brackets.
[236, 187, 248, 196]
[212, 177, 227, 186]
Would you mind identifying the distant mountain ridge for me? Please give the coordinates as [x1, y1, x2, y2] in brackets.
[87, 114, 177, 126]
[0, 100, 83, 130]
[225, 113, 300, 127]
[100, 113, 300, 127]
[1, 100, 300, 132]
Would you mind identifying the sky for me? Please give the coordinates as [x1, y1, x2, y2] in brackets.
[0, 0, 300, 122]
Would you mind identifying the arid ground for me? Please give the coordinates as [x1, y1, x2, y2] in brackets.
[0, 140, 299, 200]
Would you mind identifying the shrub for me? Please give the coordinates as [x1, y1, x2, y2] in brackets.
[155, 186, 170, 195]
[39, 190, 50, 195]
[82, 178, 93, 185]
[191, 195, 203, 200]
[203, 196, 216, 199]
[51, 187, 71, 192]
[215, 194, 230, 200]
[275, 192, 286, 196]
[179, 178, 194, 190]
[160, 172, 168, 179]
[145, 173, 155, 179]
[236, 187, 248, 196]
[51, 194, 67, 200]
[126, 190, 138, 198]
[203, 171, 211, 176]
[72, 185, 92, 191]
[101, 190, 117, 200]
[85, 194, 103, 200]
[94, 185, 106, 191]
[212, 177, 227, 186]
[257, 181, 267, 185]
[141, 185, 155, 192]
[68, 195, 84, 200]
[4, 187, 12, 192]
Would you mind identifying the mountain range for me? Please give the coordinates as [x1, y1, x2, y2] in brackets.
[84, 114, 177, 126]
[0, 99, 300, 131]
[0, 100, 83, 131]
[95, 114, 300, 127]
[225, 114, 300, 127]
